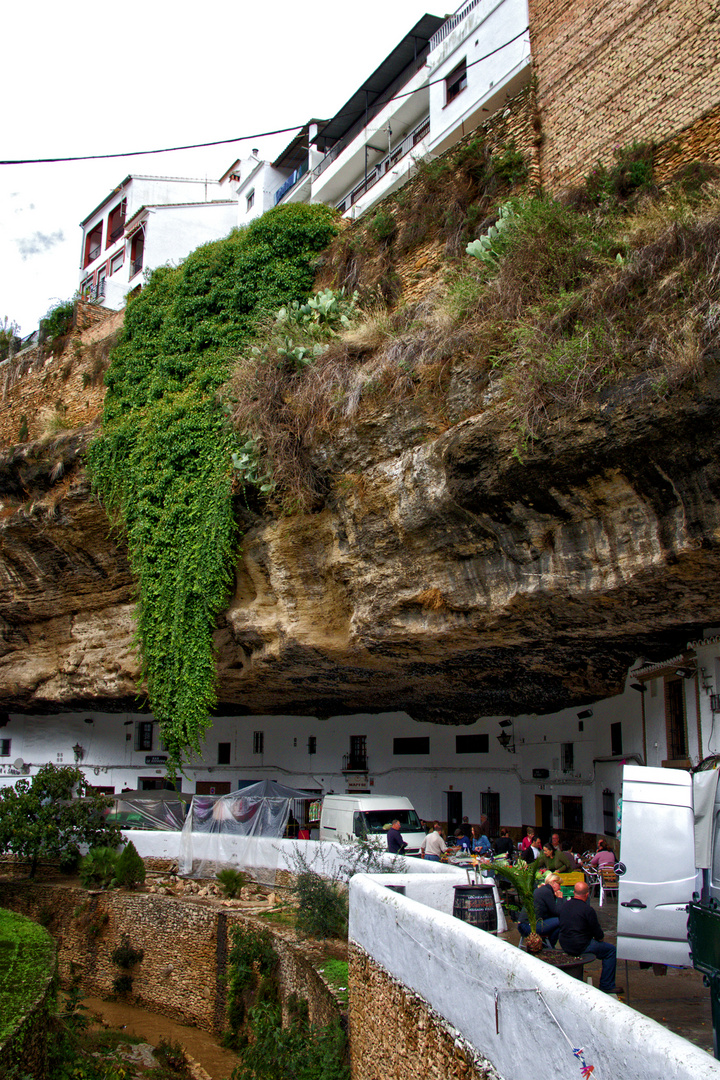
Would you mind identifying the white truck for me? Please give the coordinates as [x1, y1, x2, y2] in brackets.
[617, 763, 719, 965]
[319, 794, 426, 854]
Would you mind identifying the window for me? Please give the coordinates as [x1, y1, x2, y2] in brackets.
[603, 789, 616, 836]
[344, 735, 367, 771]
[561, 742, 574, 772]
[134, 722, 153, 752]
[110, 251, 124, 275]
[107, 199, 126, 246]
[611, 722, 623, 757]
[456, 734, 489, 754]
[81, 275, 94, 298]
[253, 731, 264, 755]
[130, 228, 145, 278]
[96, 266, 107, 298]
[0, 739, 10, 757]
[393, 737, 430, 755]
[481, 792, 500, 836]
[139, 778, 177, 790]
[445, 59, 467, 104]
[246, 190, 255, 212]
[218, 742, 231, 765]
[84, 223, 103, 267]
[665, 677, 688, 761]
[308, 736, 317, 755]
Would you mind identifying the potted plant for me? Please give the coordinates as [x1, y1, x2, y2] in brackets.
[487, 860, 544, 953]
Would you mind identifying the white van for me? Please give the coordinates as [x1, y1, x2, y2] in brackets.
[617, 763, 719, 965]
[319, 794, 426, 854]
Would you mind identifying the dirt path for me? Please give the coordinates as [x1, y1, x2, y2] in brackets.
[84, 996, 240, 1080]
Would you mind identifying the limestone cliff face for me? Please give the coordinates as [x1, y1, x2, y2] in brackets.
[2, 369, 719, 720]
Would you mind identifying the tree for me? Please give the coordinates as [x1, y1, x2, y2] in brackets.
[0, 764, 122, 877]
[0, 316, 22, 362]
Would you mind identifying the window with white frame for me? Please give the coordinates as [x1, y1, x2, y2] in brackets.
[110, 251, 124, 275]
[134, 721, 153, 752]
[253, 731, 264, 755]
[445, 59, 467, 105]
[246, 190, 255, 212]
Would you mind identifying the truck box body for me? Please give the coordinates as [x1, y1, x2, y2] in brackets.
[319, 794, 425, 853]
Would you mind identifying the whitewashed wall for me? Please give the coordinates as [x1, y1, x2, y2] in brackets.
[427, 0, 532, 156]
[350, 873, 720, 1080]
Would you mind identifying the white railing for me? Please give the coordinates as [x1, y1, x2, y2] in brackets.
[429, 0, 482, 51]
[334, 115, 430, 213]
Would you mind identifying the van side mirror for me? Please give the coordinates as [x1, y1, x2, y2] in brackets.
[615, 862, 626, 876]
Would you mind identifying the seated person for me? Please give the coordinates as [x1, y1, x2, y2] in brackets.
[493, 827, 514, 859]
[449, 828, 472, 853]
[526, 835, 543, 862]
[518, 874, 563, 947]
[589, 839, 616, 868]
[558, 881, 620, 995]
[531, 843, 566, 873]
[471, 825, 492, 856]
[558, 840, 582, 872]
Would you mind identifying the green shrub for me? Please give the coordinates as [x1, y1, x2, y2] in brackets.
[88, 204, 339, 774]
[79, 847, 118, 889]
[215, 867, 247, 898]
[583, 141, 655, 208]
[113, 841, 145, 889]
[111, 935, 144, 969]
[293, 871, 348, 941]
[39, 299, 75, 351]
[225, 924, 279, 1047]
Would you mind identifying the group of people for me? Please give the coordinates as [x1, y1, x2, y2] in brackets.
[411, 817, 514, 862]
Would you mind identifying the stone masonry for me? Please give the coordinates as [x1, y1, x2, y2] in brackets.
[348, 944, 501, 1080]
[529, 0, 720, 189]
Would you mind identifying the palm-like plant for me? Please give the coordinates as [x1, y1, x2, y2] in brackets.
[487, 859, 544, 953]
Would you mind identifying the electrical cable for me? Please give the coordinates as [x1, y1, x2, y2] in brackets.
[0, 27, 530, 166]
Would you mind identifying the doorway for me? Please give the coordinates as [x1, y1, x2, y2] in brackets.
[445, 791, 462, 834]
[481, 792, 500, 837]
[534, 794, 552, 837]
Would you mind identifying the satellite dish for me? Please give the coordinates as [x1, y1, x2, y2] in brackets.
[13, 758, 25, 771]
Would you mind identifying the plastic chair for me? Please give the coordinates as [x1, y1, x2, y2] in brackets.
[583, 865, 600, 900]
[598, 866, 619, 906]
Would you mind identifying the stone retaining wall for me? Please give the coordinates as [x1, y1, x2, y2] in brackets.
[0, 881, 339, 1035]
[349, 945, 497, 1080]
[0, 913, 56, 1080]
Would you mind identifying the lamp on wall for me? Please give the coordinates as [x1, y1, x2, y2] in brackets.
[497, 719, 516, 753]
[72, 743, 85, 763]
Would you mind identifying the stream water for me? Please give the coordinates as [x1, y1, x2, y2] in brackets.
[83, 996, 240, 1080]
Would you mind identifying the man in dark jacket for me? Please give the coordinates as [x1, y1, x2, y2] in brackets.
[386, 820, 407, 854]
[558, 882, 620, 995]
[519, 874, 563, 946]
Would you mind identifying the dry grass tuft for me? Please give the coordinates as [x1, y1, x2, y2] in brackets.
[417, 588, 446, 611]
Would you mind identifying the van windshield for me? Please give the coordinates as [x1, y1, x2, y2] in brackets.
[356, 809, 422, 835]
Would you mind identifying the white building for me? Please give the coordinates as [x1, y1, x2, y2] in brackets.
[270, 2, 531, 221]
[2, 630, 718, 839]
[79, 175, 236, 310]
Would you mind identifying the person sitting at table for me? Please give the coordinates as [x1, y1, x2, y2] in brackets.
[558, 881, 621, 996]
[471, 824, 492, 856]
[420, 822, 447, 862]
[525, 835, 543, 863]
[459, 816, 473, 839]
[532, 843, 566, 874]
[449, 828, 472, 853]
[518, 874, 563, 947]
[558, 840, 582, 872]
[493, 827, 514, 859]
[589, 839, 616, 869]
[520, 826, 535, 852]
[551, 831, 561, 851]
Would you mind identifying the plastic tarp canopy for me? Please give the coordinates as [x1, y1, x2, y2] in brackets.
[179, 780, 312, 884]
[106, 791, 190, 831]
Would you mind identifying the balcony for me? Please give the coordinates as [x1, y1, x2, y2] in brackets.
[274, 160, 309, 205]
[335, 115, 430, 214]
[87, 243, 101, 263]
[109, 223, 125, 244]
[130, 256, 143, 278]
[429, 0, 481, 51]
[342, 753, 368, 773]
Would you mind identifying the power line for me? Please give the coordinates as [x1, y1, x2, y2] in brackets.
[0, 28, 530, 167]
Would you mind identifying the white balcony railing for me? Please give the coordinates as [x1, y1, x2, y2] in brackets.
[429, 0, 482, 51]
[335, 115, 430, 213]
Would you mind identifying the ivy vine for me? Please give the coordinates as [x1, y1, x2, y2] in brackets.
[88, 204, 338, 773]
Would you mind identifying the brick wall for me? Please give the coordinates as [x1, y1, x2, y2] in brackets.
[0, 881, 339, 1036]
[529, 0, 720, 189]
[348, 945, 498, 1080]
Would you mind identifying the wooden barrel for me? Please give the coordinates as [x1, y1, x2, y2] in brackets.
[452, 885, 498, 932]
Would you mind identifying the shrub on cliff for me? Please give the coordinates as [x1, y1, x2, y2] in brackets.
[88, 204, 339, 774]
[113, 840, 146, 889]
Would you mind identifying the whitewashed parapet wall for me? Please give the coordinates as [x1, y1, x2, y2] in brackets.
[349, 874, 720, 1080]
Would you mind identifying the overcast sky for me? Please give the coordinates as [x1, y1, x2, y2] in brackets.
[1, 0, 443, 336]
